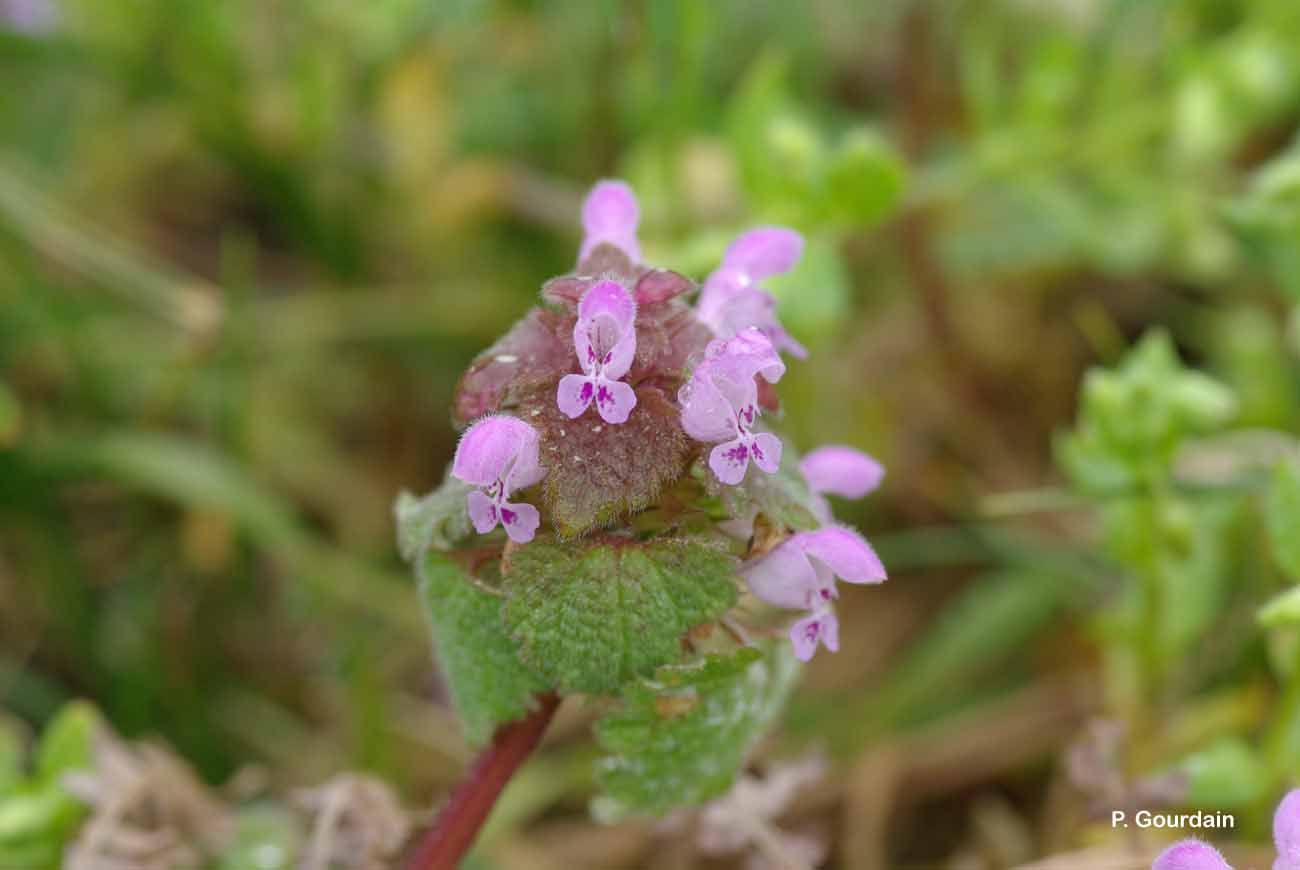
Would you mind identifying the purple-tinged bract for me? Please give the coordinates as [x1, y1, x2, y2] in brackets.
[698, 227, 808, 359]
[451, 415, 546, 544]
[557, 280, 639, 424]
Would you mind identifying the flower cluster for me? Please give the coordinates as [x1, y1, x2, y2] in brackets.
[1153, 788, 1300, 869]
[679, 328, 786, 485]
[447, 179, 886, 660]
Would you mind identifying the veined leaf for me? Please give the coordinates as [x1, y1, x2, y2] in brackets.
[501, 537, 738, 694]
[594, 644, 799, 816]
[394, 476, 473, 560]
[419, 553, 550, 745]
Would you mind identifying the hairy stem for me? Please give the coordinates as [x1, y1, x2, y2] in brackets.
[405, 693, 561, 870]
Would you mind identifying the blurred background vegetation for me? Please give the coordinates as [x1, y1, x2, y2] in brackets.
[7, 0, 1300, 867]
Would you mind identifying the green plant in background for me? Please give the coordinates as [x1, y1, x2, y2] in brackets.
[0, 702, 96, 870]
[1058, 332, 1242, 730]
[1054, 326, 1300, 823]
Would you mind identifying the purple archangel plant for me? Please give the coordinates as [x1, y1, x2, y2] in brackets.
[396, 180, 886, 867]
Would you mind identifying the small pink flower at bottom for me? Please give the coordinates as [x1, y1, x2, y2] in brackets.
[1152, 840, 1231, 870]
[801, 445, 884, 523]
[743, 526, 886, 662]
[1276, 789, 1300, 870]
[578, 180, 641, 265]
[556, 280, 638, 424]
[790, 608, 839, 661]
[697, 227, 807, 359]
[451, 415, 546, 544]
[679, 328, 786, 485]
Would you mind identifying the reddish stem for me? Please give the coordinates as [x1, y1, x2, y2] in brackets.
[405, 693, 561, 870]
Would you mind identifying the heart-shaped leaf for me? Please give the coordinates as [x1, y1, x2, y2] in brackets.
[501, 536, 739, 693]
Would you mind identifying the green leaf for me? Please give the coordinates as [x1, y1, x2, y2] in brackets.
[0, 785, 83, 861]
[1260, 586, 1300, 628]
[34, 702, 97, 786]
[594, 644, 799, 816]
[394, 477, 473, 560]
[819, 128, 906, 227]
[0, 835, 63, 870]
[419, 552, 551, 745]
[1269, 460, 1300, 583]
[1178, 738, 1270, 809]
[501, 537, 739, 694]
[1057, 330, 1236, 493]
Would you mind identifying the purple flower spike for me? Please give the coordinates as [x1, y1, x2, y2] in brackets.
[556, 280, 638, 424]
[1275, 789, 1300, 870]
[743, 526, 885, 662]
[451, 415, 546, 544]
[679, 329, 786, 485]
[1152, 840, 1231, 870]
[697, 227, 808, 360]
[801, 446, 884, 500]
[579, 180, 641, 265]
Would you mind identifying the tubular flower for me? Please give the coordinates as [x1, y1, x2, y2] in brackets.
[557, 280, 638, 424]
[697, 227, 807, 359]
[1152, 841, 1231, 870]
[743, 526, 886, 661]
[578, 180, 641, 265]
[679, 328, 786, 485]
[451, 415, 546, 544]
[800, 445, 884, 522]
[1277, 789, 1300, 870]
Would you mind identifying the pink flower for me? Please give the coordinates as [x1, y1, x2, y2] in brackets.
[743, 526, 886, 661]
[1152, 840, 1231, 870]
[801, 446, 884, 499]
[789, 610, 840, 661]
[697, 228, 807, 359]
[556, 280, 638, 424]
[451, 415, 546, 544]
[578, 180, 641, 265]
[1276, 789, 1300, 870]
[679, 329, 786, 485]
[801, 445, 884, 522]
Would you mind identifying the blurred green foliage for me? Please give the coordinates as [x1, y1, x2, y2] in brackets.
[0, 702, 95, 869]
